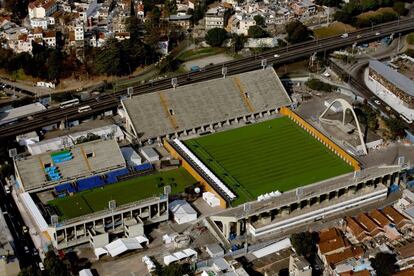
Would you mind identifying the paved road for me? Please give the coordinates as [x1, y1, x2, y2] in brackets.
[0, 180, 41, 270]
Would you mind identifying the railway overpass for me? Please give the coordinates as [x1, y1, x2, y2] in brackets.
[1, 18, 414, 140]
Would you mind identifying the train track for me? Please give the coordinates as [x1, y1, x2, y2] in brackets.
[1, 18, 414, 139]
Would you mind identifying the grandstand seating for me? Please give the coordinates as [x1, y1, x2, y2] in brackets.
[134, 163, 153, 172]
[51, 150, 73, 164]
[105, 168, 130, 184]
[45, 166, 61, 181]
[76, 175, 105, 192]
[55, 182, 76, 194]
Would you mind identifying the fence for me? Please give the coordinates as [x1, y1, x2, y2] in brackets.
[280, 107, 361, 171]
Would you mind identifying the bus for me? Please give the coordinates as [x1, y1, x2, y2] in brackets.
[78, 105, 91, 113]
[400, 114, 413, 124]
[59, 99, 79, 108]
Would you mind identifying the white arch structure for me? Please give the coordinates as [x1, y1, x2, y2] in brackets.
[319, 98, 368, 155]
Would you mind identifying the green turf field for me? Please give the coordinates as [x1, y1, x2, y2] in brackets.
[184, 116, 354, 206]
[48, 167, 197, 220]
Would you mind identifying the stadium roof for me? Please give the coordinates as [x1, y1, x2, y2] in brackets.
[122, 68, 291, 141]
[15, 139, 126, 192]
[369, 59, 414, 97]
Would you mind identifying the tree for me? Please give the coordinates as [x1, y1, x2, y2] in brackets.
[315, 0, 343, 7]
[126, 15, 142, 42]
[393, 2, 408, 16]
[205, 28, 228, 47]
[286, 21, 312, 43]
[248, 25, 269, 38]
[290, 232, 318, 258]
[18, 266, 40, 276]
[371, 252, 397, 276]
[130, 0, 136, 16]
[43, 249, 69, 276]
[384, 117, 406, 140]
[232, 34, 247, 52]
[47, 49, 62, 81]
[254, 15, 265, 27]
[163, 0, 177, 17]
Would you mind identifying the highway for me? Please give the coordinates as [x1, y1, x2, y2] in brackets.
[1, 17, 414, 139]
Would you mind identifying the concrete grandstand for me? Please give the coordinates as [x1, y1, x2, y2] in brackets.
[121, 68, 292, 143]
[366, 59, 414, 122]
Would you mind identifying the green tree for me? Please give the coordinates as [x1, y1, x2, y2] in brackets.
[47, 49, 62, 81]
[43, 250, 69, 276]
[205, 28, 228, 47]
[163, 0, 177, 17]
[254, 15, 265, 27]
[285, 21, 312, 43]
[130, 0, 136, 16]
[18, 266, 40, 276]
[232, 33, 247, 52]
[248, 25, 269, 38]
[315, 0, 343, 7]
[290, 232, 318, 258]
[371, 252, 397, 276]
[393, 2, 408, 16]
[126, 15, 142, 42]
[384, 117, 406, 140]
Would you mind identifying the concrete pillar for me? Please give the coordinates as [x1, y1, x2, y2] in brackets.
[192, 128, 197, 134]
[243, 116, 247, 122]
[60, 120, 66, 130]
[210, 124, 213, 130]
[236, 222, 241, 236]
[158, 203, 161, 216]
[234, 118, 238, 124]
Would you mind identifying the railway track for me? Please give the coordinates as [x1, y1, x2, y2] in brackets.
[1, 18, 414, 139]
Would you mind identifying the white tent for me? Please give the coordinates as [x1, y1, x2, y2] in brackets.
[173, 251, 187, 260]
[104, 238, 143, 257]
[169, 200, 197, 224]
[163, 255, 178, 265]
[79, 269, 93, 276]
[142, 255, 156, 272]
[183, 248, 197, 258]
[135, 235, 149, 245]
[94, 247, 108, 259]
[121, 147, 142, 166]
[202, 192, 220, 207]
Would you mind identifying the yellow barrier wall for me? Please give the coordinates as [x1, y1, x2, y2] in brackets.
[280, 107, 361, 171]
[163, 140, 228, 208]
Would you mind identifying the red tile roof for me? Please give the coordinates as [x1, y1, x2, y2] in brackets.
[355, 213, 382, 236]
[382, 206, 409, 229]
[345, 217, 369, 241]
[368, 209, 392, 228]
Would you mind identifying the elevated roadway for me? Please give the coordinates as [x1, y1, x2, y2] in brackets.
[1, 18, 414, 139]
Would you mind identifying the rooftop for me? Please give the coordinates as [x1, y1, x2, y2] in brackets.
[369, 59, 414, 97]
[367, 209, 391, 228]
[122, 68, 291, 141]
[15, 139, 126, 192]
[345, 217, 368, 241]
[396, 242, 414, 259]
[382, 206, 409, 228]
[0, 102, 45, 125]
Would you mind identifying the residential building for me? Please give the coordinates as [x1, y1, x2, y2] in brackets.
[205, 7, 225, 31]
[289, 254, 312, 276]
[345, 217, 370, 242]
[43, 30, 56, 48]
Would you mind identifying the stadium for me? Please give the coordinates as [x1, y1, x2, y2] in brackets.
[166, 107, 360, 208]
[14, 139, 198, 250]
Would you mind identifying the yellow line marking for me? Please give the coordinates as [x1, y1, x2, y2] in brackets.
[233, 77, 255, 113]
[158, 92, 179, 130]
[80, 146, 92, 172]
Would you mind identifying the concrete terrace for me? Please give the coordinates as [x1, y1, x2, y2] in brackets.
[121, 68, 291, 141]
[15, 139, 126, 192]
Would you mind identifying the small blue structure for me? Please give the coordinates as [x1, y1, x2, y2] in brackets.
[134, 163, 153, 172]
[105, 168, 130, 184]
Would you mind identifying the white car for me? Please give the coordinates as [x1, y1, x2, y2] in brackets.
[374, 100, 381, 105]
[274, 54, 280, 58]
[375, 32, 380, 36]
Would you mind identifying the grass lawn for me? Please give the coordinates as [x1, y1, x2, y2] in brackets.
[48, 168, 197, 220]
[178, 47, 225, 62]
[184, 117, 353, 206]
[314, 22, 355, 39]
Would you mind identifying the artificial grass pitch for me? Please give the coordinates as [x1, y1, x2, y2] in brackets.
[184, 116, 354, 206]
[48, 167, 197, 220]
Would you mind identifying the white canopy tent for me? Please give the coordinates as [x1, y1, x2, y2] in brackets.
[163, 255, 179, 265]
[105, 238, 143, 257]
[169, 200, 197, 224]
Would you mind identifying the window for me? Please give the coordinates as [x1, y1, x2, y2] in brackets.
[86, 152, 95, 158]
[169, 109, 174, 116]
[245, 92, 249, 98]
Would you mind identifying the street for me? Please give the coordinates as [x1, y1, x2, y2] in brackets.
[0, 180, 41, 270]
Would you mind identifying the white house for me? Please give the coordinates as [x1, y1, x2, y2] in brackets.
[169, 200, 197, 224]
